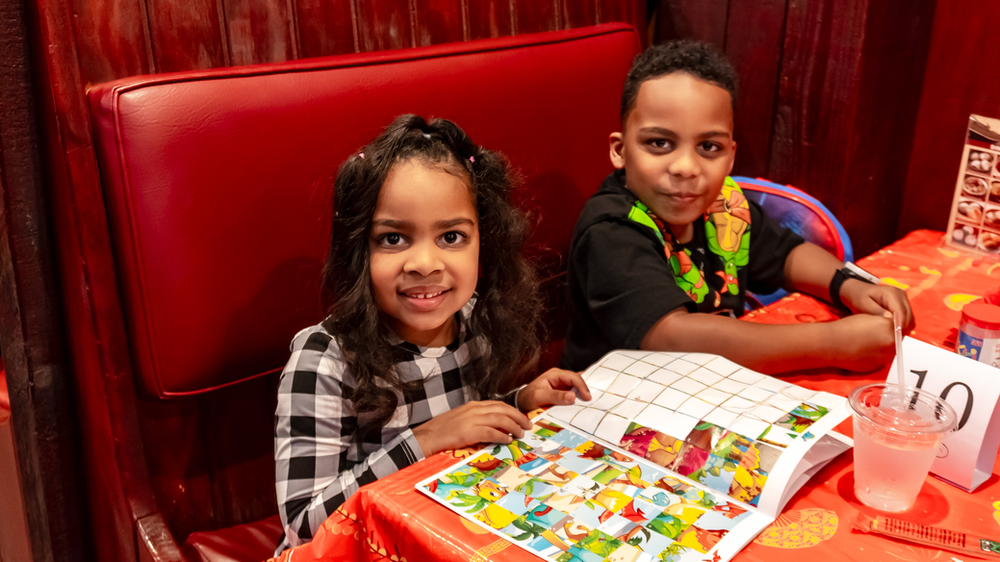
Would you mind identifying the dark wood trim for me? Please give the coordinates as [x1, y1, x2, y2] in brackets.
[0, 0, 90, 559]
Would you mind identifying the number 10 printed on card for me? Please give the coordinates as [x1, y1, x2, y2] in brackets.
[417, 350, 853, 562]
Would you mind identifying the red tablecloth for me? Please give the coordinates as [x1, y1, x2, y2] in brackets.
[272, 230, 1000, 561]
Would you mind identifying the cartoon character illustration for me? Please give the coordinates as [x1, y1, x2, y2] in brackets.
[619, 423, 656, 457]
[468, 454, 505, 474]
[474, 502, 519, 529]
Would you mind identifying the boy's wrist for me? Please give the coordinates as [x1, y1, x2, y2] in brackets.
[829, 263, 877, 310]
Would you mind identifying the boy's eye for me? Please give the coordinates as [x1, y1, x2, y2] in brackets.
[699, 141, 722, 153]
[649, 139, 671, 150]
[441, 231, 466, 245]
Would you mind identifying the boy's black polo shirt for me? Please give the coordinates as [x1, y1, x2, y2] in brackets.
[561, 170, 805, 372]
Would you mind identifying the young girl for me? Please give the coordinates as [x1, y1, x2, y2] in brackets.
[274, 115, 591, 553]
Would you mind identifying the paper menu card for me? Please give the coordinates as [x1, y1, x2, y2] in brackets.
[416, 350, 852, 562]
[947, 114, 1000, 255]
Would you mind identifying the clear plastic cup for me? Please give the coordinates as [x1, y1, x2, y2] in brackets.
[848, 383, 958, 512]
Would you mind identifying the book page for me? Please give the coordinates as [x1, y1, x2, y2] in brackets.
[551, 350, 851, 516]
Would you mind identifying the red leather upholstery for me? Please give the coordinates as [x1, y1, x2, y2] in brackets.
[80, 24, 640, 561]
[181, 516, 282, 562]
[89, 24, 640, 400]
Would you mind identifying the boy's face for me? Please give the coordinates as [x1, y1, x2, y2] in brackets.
[610, 72, 736, 243]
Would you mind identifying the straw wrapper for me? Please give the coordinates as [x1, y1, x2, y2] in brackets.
[854, 514, 1000, 559]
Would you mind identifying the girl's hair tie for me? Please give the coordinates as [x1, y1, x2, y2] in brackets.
[358, 153, 365, 159]
[422, 133, 431, 139]
[469, 156, 475, 163]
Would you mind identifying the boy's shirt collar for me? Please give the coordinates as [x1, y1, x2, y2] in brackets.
[626, 176, 752, 309]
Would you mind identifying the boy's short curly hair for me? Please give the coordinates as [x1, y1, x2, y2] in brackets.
[620, 39, 738, 125]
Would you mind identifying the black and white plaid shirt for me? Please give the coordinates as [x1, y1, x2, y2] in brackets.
[274, 300, 518, 553]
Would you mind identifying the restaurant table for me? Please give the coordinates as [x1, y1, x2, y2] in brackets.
[271, 230, 1000, 562]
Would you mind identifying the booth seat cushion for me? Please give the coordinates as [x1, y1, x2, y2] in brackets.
[181, 515, 282, 562]
[87, 23, 640, 400]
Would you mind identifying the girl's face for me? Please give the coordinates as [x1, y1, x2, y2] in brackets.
[369, 158, 480, 347]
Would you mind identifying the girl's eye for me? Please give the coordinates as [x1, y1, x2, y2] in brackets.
[649, 139, 670, 150]
[699, 141, 721, 153]
[441, 231, 465, 245]
[381, 233, 403, 246]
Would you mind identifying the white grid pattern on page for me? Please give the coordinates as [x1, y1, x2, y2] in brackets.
[624, 360, 659, 378]
[764, 393, 801, 412]
[696, 386, 731, 406]
[594, 413, 632, 444]
[703, 407, 739, 427]
[611, 398, 647, 418]
[606, 373, 642, 397]
[547, 404, 582, 421]
[809, 392, 845, 410]
[590, 393, 625, 411]
[661, 411, 700, 438]
[641, 353, 681, 367]
[663, 358, 699, 375]
[740, 386, 774, 403]
[703, 357, 741, 376]
[653, 387, 690, 410]
[617, 349, 654, 360]
[634, 403, 674, 430]
[763, 428, 797, 447]
[670, 376, 708, 395]
[729, 416, 770, 440]
[647, 368, 684, 387]
[601, 353, 638, 371]
[749, 404, 787, 424]
[721, 395, 756, 412]
[713, 378, 749, 394]
[755, 378, 790, 393]
[628, 380, 667, 402]
[678, 396, 715, 419]
[780, 386, 816, 401]
[688, 368, 725, 386]
[681, 353, 716, 365]
[571, 407, 607, 434]
[584, 366, 620, 391]
[575, 389, 604, 407]
[728, 368, 765, 384]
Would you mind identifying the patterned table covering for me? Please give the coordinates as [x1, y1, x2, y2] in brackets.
[270, 230, 1000, 562]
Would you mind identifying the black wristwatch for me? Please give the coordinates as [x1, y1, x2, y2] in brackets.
[829, 262, 880, 310]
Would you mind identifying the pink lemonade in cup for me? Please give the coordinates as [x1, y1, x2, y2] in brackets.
[849, 383, 958, 512]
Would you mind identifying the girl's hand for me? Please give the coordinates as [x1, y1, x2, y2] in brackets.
[827, 314, 896, 371]
[412, 401, 531, 456]
[516, 368, 592, 413]
[839, 279, 915, 334]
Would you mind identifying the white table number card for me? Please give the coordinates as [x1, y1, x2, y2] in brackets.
[885, 336, 1000, 492]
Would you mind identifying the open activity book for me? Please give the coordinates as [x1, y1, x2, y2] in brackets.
[416, 350, 853, 562]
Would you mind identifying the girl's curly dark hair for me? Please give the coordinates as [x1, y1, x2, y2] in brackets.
[323, 114, 542, 439]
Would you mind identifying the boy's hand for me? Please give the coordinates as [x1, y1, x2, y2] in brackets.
[516, 368, 592, 413]
[412, 401, 531, 456]
[838, 279, 914, 334]
[828, 314, 896, 371]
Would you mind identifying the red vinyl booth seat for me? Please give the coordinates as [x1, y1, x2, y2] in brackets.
[77, 24, 640, 561]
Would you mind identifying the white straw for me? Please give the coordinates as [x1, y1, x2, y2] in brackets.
[894, 315, 906, 409]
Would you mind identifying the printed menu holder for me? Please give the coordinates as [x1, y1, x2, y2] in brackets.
[946, 114, 1000, 255]
[885, 337, 1000, 492]
[416, 350, 852, 562]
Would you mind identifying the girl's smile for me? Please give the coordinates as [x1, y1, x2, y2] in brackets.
[369, 158, 480, 347]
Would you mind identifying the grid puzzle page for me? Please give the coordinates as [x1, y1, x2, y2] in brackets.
[554, 351, 850, 516]
[416, 351, 850, 562]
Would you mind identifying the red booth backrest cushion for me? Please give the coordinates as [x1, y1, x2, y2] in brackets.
[88, 24, 640, 399]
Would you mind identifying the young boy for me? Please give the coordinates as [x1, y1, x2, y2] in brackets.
[561, 40, 913, 374]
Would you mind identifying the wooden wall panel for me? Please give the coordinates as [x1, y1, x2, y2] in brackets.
[654, 0, 728, 49]
[724, 0, 786, 180]
[223, 0, 297, 65]
[466, 0, 513, 39]
[563, 0, 597, 29]
[356, 0, 414, 51]
[899, 3, 1000, 237]
[146, 0, 229, 72]
[293, 0, 357, 58]
[512, 0, 560, 34]
[414, 0, 466, 45]
[69, 0, 150, 83]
